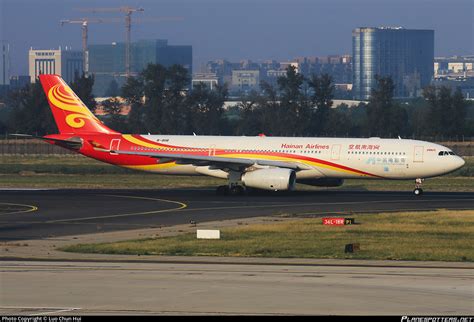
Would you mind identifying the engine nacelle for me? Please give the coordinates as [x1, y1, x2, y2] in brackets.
[241, 168, 296, 191]
[297, 178, 344, 187]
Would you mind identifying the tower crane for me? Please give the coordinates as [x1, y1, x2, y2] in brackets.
[70, 7, 183, 77]
[60, 18, 104, 76]
[78, 7, 144, 77]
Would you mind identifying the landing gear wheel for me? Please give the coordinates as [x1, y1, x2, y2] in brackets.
[216, 185, 229, 196]
[413, 178, 424, 196]
[413, 188, 423, 196]
[229, 185, 245, 196]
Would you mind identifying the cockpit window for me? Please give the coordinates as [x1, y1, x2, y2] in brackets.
[438, 151, 456, 156]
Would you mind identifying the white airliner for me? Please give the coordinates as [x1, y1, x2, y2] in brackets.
[33, 74, 465, 196]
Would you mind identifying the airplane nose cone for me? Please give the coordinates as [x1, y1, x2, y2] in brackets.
[454, 156, 465, 170]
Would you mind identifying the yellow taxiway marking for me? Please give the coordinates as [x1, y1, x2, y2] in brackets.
[46, 194, 187, 223]
[0, 203, 38, 216]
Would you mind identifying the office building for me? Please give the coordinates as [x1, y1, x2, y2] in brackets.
[88, 39, 192, 96]
[192, 73, 219, 90]
[434, 56, 474, 77]
[231, 70, 260, 92]
[433, 56, 474, 99]
[28, 47, 83, 83]
[352, 27, 434, 99]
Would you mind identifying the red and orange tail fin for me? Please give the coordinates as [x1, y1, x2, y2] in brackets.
[39, 74, 119, 135]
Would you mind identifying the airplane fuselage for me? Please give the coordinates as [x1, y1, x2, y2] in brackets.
[55, 133, 465, 181]
[38, 74, 465, 194]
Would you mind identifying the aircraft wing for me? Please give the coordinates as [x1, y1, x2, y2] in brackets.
[112, 150, 311, 171]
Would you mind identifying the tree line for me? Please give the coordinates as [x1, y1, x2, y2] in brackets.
[1, 64, 472, 139]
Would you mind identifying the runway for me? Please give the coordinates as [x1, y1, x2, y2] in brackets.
[0, 189, 473, 241]
[1, 260, 472, 315]
[1, 190, 473, 315]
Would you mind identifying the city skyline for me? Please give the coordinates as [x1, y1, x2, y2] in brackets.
[1, 0, 473, 76]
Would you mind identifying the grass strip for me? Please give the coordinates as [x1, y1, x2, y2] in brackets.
[61, 210, 474, 262]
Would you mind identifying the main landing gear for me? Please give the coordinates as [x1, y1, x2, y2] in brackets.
[216, 171, 246, 196]
[216, 185, 245, 196]
[413, 178, 424, 196]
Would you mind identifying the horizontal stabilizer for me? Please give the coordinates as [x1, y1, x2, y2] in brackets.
[10, 134, 83, 150]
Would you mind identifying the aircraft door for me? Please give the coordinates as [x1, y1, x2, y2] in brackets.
[331, 144, 341, 161]
[208, 144, 216, 156]
[110, 139, 121, 155]
[413, 146, 424, 163]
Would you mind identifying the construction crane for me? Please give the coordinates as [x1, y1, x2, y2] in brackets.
[78, 7, 145, 77]
[60, 18, 105, 76]
[77, 7, 183, 77]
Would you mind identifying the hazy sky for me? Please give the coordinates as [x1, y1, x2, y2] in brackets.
[1, 0, 473, 75]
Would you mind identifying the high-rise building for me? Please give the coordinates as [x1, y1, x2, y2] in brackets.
[88, 39, 192, 96]
[0, 41, 10, 86]
[352, 27, 434, 100]
[28, 47, 83, 83]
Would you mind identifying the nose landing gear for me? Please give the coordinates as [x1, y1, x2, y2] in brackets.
[413, 178, 424, 196]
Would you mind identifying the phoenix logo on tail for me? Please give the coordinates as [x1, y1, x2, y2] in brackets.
[40, 74, 118, 135]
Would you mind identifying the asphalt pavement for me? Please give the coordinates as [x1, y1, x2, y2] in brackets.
[0, 188, 473, 241]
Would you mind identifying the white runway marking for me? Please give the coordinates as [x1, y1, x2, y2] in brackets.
[32, 308, 81, 316]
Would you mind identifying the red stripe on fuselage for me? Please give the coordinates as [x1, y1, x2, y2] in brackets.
[119, 135, 381, 178]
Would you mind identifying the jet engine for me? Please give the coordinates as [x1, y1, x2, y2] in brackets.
[241, 168, 296, 191]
